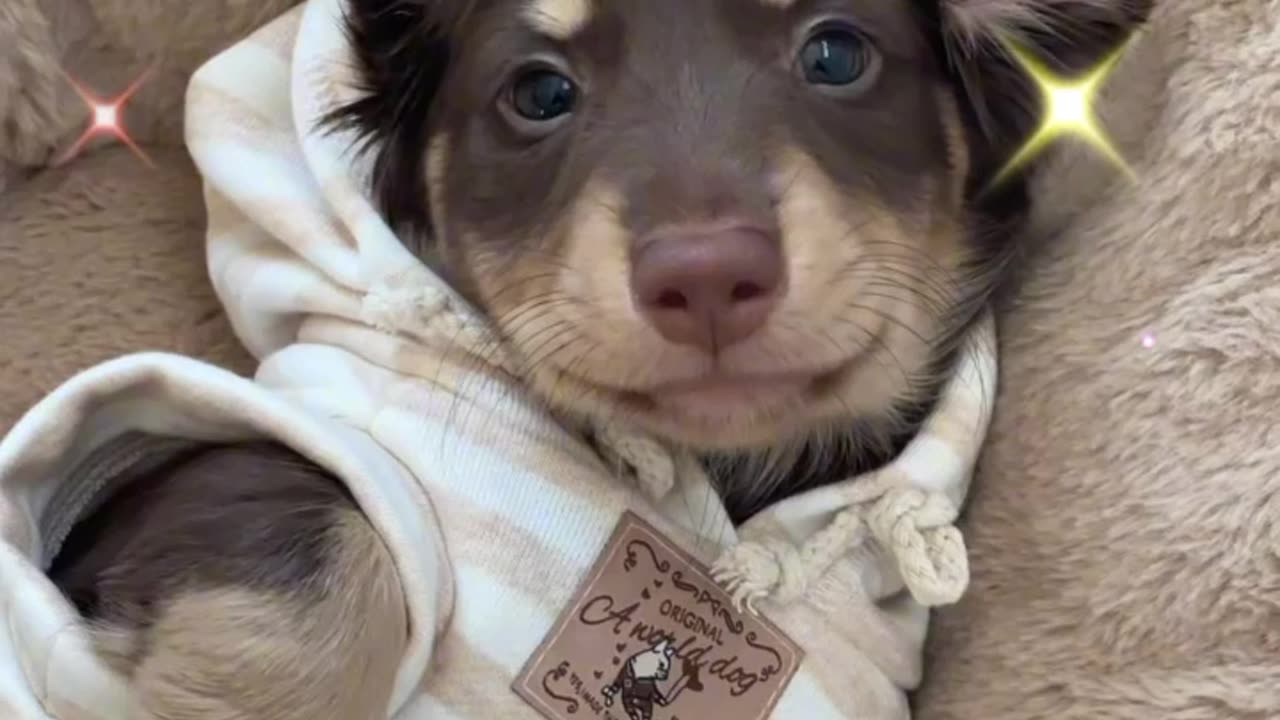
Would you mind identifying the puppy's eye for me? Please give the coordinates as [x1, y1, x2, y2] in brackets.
[798, 27, 878, 91]
[511, 69, 577, 121]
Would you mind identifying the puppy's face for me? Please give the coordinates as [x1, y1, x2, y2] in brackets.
[336, 0, 1147, 453]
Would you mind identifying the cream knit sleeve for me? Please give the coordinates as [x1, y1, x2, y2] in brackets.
[0, 352, 448, 717]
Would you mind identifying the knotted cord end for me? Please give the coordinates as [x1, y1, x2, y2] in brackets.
[711, 538, 807, 614]
[868, 488, 970, 606]
[710, 486, 971, 612]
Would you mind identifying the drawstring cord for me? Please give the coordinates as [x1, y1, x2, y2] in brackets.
[711, 478, 969, 613]
[590, 424, 971, 613]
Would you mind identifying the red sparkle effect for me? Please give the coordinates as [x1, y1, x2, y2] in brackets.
[54, 67, 154, 168]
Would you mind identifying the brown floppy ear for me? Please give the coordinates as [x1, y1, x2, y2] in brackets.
[324, 0, 473, 247]
[939, 0, 1155, 192]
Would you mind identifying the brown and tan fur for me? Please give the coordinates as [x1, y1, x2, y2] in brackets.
[37, 0, 1150, 717]
[49, 444, 406, 720]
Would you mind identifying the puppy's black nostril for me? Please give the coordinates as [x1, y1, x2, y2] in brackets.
[731, 282, 765, 302]
[656, 290, 688, 310]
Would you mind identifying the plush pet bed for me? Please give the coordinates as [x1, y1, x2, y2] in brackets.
[917, 1, 1280, 717]
[0, 147, 253, 430]
[0, 0, 289, 427]
[0, 0, 297, 185]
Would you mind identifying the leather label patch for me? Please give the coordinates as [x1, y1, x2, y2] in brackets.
[513, 511, 803, 720]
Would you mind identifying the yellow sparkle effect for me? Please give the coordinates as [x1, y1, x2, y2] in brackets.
[992, 35, 1136, 186]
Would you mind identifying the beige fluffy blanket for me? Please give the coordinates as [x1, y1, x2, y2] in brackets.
[0, 0, 286, 426]
[917, 1, 1280, 717]
[0, 147, 253, 431]
[0, 0, 295, 191]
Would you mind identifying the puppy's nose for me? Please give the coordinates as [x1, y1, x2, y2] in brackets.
[631, 227, 784, 352]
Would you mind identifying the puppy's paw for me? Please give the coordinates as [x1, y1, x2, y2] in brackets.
[116, 529, 405, 720]
[50, 442, 408, 720]
[0, 0, 84, 167]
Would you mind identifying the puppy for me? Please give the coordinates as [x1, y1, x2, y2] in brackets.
[49, 0, 1152, 717]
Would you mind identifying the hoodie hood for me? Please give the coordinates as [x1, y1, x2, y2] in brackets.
[184, 0, 997, 612]
[186, 0, 492, 375]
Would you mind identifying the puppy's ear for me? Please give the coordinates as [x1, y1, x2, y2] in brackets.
[324, 0, 469, 241]
[939, 0, 1154, 191]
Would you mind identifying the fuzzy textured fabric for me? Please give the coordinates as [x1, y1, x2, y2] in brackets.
[0, 0, 74, 192]
[916, 1, 1280, 717]
[0, 0, 297, 191]
[0, 146, 253, 434]
[0, 0, 68, 163]
[1, 0, 279, 430]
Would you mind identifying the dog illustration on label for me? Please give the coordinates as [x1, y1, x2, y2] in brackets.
[601, 638, 703, 720]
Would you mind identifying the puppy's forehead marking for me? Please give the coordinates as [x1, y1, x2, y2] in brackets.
[523, 0, 595, 38]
